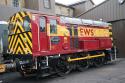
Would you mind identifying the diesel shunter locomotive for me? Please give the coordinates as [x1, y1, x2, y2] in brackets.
[5, 11, 116, 77]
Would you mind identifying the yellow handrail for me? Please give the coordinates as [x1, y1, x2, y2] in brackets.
[68, 53, 105, 62]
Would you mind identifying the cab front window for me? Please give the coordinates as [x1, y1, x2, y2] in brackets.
[23, 16, 31, 31]
[9, 22, 14, 35]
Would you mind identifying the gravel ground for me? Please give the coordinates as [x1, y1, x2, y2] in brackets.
[0, 58, 125, 83]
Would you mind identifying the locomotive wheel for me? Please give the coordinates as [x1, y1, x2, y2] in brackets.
[93, 57, 104, 67]
[55, 58, 72, 77]
[19, 69, 37, 77]
[77, 60, 89, 72]
[19, 70, 28, 77]
[14, 59, 28, 77]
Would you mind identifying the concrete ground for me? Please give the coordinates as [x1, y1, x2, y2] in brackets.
[0, 58, 125, 83]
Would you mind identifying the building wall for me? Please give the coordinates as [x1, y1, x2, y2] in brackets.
[55, 4, 74, 17]
[0, 0, 55, 15]
[0, 4, 55, 21]
[6, 0, 13, 7]
[24, 0, 55, 15]
[0, 0, 25, 8]
[111, 20, 125, 58]
[72, 3, 85, 17]
[71, 0, 94, 17]
[25, 0, 39, 10]
[69, 8, 74, 17]
[0, 5, 20, 21]
[0, 0, 13, 7]
[85, 0, 94, 11]
[78, 0, 125, 57]
[0, 0, 6, 6]
[39, 0, 55, 15]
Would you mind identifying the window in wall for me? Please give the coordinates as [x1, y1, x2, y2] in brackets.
[23, 16, 31, 31]
[40, 17, 46, 32]
[50, 19, 57, 34]
[43, 0, 51, 9]
[13, 0, 19, 7]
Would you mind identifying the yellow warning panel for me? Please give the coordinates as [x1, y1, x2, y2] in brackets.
[0, 64, 6, 73]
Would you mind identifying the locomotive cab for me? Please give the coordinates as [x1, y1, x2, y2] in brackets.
[31, 14, 71, 56]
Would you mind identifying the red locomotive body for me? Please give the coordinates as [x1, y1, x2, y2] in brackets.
[31, 14, 112, 56]
[6, 11, 116, 77]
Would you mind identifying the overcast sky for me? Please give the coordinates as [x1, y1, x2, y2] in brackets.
[55, 0, 106, 5]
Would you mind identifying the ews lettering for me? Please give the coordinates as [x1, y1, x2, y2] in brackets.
[80, 28, 94, 36]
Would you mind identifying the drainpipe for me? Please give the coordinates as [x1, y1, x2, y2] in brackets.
[5, 0, 7, 6]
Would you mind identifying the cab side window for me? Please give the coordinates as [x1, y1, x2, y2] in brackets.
[50, 19, 57, 34]
[23, 16, 31, 31]
[40, 17, 46, 32]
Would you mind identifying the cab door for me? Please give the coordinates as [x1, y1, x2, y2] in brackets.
[39, 16, 48, 51]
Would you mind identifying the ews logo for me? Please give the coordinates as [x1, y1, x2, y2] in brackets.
[80, 28, 94, 37]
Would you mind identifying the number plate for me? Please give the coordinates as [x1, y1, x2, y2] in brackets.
[0, 64, 5, 73]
